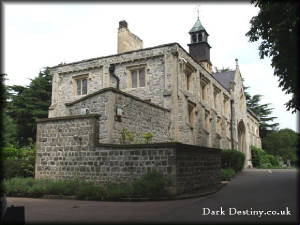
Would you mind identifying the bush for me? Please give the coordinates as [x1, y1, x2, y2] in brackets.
[251, 146, 280, 168]
[267, 155, 280, 167]
[131, 171, 167, 197]
[2, 145, 36, 178]
[221, 150, 245, 172]
[104, 182, 133, 200]
[3, 171, 169, 200]
[76, 183, 106, 200]
[3, 160, 24, 179]
[221, 168, 236, 181]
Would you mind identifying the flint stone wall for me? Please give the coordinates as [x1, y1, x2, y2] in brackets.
[66, 88, 170, 144]
[35, 115, 220, 194]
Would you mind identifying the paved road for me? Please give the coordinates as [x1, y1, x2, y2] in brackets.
[7, 169, 298, 224]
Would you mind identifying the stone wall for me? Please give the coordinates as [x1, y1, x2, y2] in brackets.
[35, 114, 100, 179]
[35, 116, 221, 194]
[66, 88, 170, 144]
[176, 145, 221, 193]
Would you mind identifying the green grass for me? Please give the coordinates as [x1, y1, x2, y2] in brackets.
[3, 171, 169, 200]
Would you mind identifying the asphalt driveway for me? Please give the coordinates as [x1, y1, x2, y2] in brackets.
[7, 169, 298, 224]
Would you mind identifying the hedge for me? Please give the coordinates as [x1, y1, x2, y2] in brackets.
[221, 149, 245, 173]
[251, 146, 280, 168]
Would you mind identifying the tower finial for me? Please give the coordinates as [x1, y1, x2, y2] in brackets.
[235, 58, 239, 69]
[195, 4, 201, 19]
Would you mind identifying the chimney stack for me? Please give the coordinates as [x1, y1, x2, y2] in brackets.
[117, 20, 143, 54]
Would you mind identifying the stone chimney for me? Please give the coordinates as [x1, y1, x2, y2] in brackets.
[117, 20, 143, 54]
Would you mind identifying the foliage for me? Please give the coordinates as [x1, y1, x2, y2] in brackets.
[119, 128, 154, 144]
[243, 84, 279, 138]
[5, 67, 52, 147]
[4, 171, 169, 200]
[251, 146, 280, 168]
[221, 149, 245, 173]
[131, 170, 166, 197]
[104, 182, 133, 200]
[262, 128, 299, 164]
[246, 0, 299, 113]
[2, 113, 18, 147]
[213, 66, 232, 73]
[141, 133, 153, 144]
[2, 145, 36, 178]
[75, 183, 106, 200]
[119, 128, 135, 144]
[221, 168, 236, 181]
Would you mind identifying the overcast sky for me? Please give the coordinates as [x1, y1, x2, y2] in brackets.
[3, 3, 298, 132]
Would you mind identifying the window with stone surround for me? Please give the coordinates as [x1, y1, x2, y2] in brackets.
[185, 68, 193, 92]
[213, 86, 221, 110]
[216, 117, 221, 134]
[227, 121, 231, 138]
[129, 68, 145, 88]
[188, 101, 196, 127]
[200, 76, 209, 101]
[73, 74, 88, 96]
[205, 110, 210, 132]
[223, 94, 229, 115]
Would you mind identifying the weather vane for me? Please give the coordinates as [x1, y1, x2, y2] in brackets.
[195, 4, 201, 19]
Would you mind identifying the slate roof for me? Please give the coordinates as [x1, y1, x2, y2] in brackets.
[212, 70, 235, 91]
[189, 17, 206, 33]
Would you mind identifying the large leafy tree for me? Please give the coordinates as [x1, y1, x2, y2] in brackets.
[246, 0, 299, 113]
[244, 85, 279, 138]
[5, 67, 52, 147]
[262, 128, 299, 164]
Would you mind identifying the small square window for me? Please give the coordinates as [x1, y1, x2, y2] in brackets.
[75, 77, 88, 96]
[130, 68, 146, 88]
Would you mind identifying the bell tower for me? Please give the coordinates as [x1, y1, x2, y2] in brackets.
[188, 16, 212, 73]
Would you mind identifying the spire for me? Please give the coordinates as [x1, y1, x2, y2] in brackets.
[189, 17, 206, 33]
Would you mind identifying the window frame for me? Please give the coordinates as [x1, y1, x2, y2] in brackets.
[73, 74, 89, 96]
[127, 65, 147, 89]
[188, 101, 196, 127]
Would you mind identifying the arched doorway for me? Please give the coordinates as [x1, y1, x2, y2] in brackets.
[238, 120, 246, 155]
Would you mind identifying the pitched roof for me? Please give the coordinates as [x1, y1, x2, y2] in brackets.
[189, 17, 206, 33]
[212, 70, 235, 91]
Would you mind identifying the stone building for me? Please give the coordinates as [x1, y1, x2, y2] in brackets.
[35, 17, 261, 193]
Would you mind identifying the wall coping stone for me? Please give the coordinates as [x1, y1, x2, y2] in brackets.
[36, 114, 101, 123]
[65, 87, 170, 112]
[96, 142, 221, 154]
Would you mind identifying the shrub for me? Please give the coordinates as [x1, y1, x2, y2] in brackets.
[251, 146, 280, 168]
[221, 149, 245, 172]
[76, 183, 106, 200]
[141, 133, 153, 144]
[2, 145, 36, 178]
[46, 179, 79, 195]
[267, 154, 280, 167]
[132, 171, 167, 197]
[3, 160, 24, 179]
[221, 168, 236, 181]
[104, 182, 133, 200]
[4, 171, 169, 200]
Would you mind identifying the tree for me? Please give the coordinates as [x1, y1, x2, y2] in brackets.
[246, 0, 299, 113]
[6, 67, 52, 147]
[243, 85, 279, 138]
[213, 66, 232, 73]
[262, 128, 299, 164]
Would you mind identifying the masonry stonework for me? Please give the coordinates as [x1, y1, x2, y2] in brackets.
[35, 115, 220, 194]
[36, 19, 262, 193]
